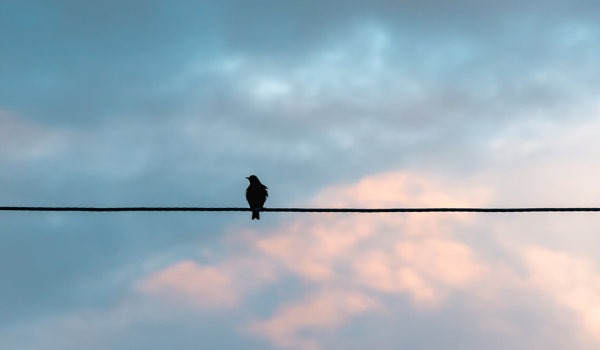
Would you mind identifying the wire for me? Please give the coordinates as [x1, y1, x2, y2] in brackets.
[0, 207, 599, 212]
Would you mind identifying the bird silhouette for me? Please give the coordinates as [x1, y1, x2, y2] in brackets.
[246, 175, 268, 220]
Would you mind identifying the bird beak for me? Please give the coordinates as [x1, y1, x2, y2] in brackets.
[245, 177, 249, 179]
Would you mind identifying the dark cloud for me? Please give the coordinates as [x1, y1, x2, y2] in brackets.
[2, 0, 600, 124]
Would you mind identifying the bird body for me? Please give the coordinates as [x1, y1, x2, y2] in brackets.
[246, 175, 268, 220]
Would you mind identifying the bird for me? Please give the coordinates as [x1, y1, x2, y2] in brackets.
[246, 175, 268, 220]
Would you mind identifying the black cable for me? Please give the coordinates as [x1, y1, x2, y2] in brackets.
[0, 207, 599, 212]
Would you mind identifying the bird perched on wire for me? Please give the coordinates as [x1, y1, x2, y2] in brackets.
[246, 175, 268, 220]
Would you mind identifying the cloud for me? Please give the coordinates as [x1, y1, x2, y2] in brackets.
[252, 171, 487, 288]
[246, 289, 380, 350]
[131, 164, 600, 350]
[352, 238, 486, 305]
[4, 2, 600, 349]
[135, 170, 491, 348]
[139, 261, 238, 309]
[525, 247, 600, 339]
[7, 161, 600, 349]
[0, 110, 69, 159]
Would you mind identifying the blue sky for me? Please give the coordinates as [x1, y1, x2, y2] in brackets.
[2, 1, 600, 349]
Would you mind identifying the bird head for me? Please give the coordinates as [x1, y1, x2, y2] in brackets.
[246, 175, 259, 183]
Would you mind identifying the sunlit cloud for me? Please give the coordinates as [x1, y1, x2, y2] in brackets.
[139, 261, 239, 309]
[138, 170, 491, 348]
[525, 247, 600, 339]
[246, 289, 381, 350]
[134, 163, 600, 349]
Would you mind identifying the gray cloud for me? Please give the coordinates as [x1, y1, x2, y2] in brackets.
[2, 0, 600, 124]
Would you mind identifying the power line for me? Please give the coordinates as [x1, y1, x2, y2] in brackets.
[0, 206, 599, 212]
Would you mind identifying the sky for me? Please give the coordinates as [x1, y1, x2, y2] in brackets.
[2, 1, 600, 349]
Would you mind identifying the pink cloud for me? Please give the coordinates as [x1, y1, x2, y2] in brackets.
[244, 171, 492, 346]
[246, 289, 381, 350]
[137, 171, 493, 348]
[312, 171, 488, 209]
[525, 247, 600, 339]
[354, 239, 486, 305]
[110, 169, 600, 349]
[396, 239, 486, 287]
[139, 261, 238, 308]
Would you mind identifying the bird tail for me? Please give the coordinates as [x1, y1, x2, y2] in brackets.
[252, 210, 260, 220]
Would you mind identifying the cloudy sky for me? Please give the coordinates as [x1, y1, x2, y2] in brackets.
[2, 1, 600, 349]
